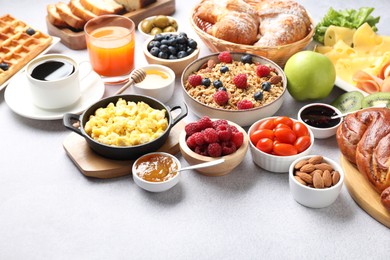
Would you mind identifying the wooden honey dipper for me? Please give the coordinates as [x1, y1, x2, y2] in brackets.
[114, 68, 147, 95]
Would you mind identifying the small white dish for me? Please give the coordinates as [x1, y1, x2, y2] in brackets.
[4, 69, 105, 120]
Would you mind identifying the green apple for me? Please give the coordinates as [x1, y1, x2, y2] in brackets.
[284, 51, 336, 101]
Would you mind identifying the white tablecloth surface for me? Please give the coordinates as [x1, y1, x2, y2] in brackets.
[1, 0, 389, 259]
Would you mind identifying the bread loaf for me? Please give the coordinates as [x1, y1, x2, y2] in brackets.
[47, 4, 68, 28]
[69, 0, 97, 21]
[80, 0, 124, 15]
[114, 0, 157, 11]
[336, 107, 390, 210]
[56, 2, 86, 30]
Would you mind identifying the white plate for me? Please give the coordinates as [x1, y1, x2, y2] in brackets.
[4, 70, 105, 120]
[0, 36, 61, 91]
[335, 76, 369, 96]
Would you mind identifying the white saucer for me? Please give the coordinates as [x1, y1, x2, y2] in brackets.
[4, 70, 105, 120]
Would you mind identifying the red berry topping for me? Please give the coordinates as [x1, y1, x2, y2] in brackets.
[188, 74, 202, 86]
[218, 51, 233, 63]
[221, 141, 237, 155]
[207, 143, 222, 157]
[203, 128, 219, 143]
[213, 90, 229, 106]
[237, 99, 253, 110]
[212, 119, 228, 129]
[216, 124, 232, 142]
[192, 132, 205, 146]
[256, 65, 271, 77]
[185, 122, 200, 136]
[231, 131, 244, 148]
[233, 73, 248, 89]
[198, 116, 214, 130]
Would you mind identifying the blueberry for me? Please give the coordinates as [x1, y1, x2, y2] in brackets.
[154, 34, 165, 42]
[160, 44, 169, 53]
[213, 80, 223, 89]
[220, 66, 229, 73]
[179, 32, 188, 38]
[169, 55, 177, 60]
[201, 78, 211, 87]
[167, 37, 177, 46]
[177, 44, 186, 51]
[177, 51, 187, 59]
[147, 41, 161, 51]
[26, 28, 36, 36]
[176, 34, 187, 44]
[168, 46, 177, 55]
[254, 91, 264, 100]
[218, 87, 227, 92]
[241, 54, 253, 64]
[261, 82, 271, 91]
[161, 39, 170, 46]
[188, 39, 197, 49]
[158, 51, 169, 59]
[186, 47, 194, 55]
[149, 47, 160, 57]
[0, 62, 9, 71]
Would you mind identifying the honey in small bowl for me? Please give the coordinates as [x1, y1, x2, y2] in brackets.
[134, 152, 178, 182]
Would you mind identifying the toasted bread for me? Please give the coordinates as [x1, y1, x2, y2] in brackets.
[69, 0, 97, 21]
[80, 0, 124, 15]
[114, 0, 156, 11]
[47, 3, 68, 27]
[56, 2, 86, 30]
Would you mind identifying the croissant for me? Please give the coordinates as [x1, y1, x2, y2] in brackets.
[336, 107, 390, 210]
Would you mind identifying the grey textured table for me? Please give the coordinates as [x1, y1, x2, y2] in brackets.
[1, 0, 389, 259]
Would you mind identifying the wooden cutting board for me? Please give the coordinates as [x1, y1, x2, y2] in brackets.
[340, 156, 390, 228]
[63, 120, 184, 179]
[46, 0, 176, 50]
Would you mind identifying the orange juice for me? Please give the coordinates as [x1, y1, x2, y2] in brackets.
[87, 26, 135, 77]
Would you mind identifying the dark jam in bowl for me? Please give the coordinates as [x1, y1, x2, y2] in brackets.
[300, 105, 341, 128]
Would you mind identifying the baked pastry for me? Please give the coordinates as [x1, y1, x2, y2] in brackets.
[114, 0, 157, 11]
[336, 108, 390, 209]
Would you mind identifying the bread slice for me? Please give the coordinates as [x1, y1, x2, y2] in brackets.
[80, 0, 124, 15]
[56, 2, 86, 30]
[69, 0, 97, 21]
[114, 0, 156, 11]
[47, 3, 68, 28]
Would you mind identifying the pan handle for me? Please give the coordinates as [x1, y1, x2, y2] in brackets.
[169, 103, 188, 127]
[63, 113, 83, 136]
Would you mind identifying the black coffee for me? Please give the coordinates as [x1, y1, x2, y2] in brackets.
[31, 60, 75, 81]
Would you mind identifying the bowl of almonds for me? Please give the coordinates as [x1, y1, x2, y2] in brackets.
[289, 155, 344, 208]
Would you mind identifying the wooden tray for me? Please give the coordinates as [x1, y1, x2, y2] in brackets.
[340, 156, 390, 228]
[63, 120, 184, 178]
[46, 0, 176, 50]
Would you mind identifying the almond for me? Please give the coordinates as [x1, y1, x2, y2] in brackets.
[332, 171, 341, 185]
[207, 59, 216, 69]
[269, 75, 282, 84]
[313, 171, 324, 189]
[322, 170, 332, 187]
[310, 169, 323, 177]
[308, 156, 323, 165]
[300, 163, 315, 173]
[294, 159, 308, 170]
[315, 163, 333, 172]
[294, 176, 306, 186]
[296, 171, 313, 184]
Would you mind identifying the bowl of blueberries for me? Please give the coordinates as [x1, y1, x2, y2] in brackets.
[143, 32, 200, 75]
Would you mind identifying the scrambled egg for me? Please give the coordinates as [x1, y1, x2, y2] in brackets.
[85, 98, 168, 147]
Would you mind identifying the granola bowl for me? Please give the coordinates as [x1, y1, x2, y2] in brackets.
[181, 52, 287, 127]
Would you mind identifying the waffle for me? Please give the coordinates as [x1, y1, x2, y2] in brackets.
[0, 14, 53, 86]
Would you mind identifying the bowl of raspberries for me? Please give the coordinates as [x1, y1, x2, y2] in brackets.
[179, 116, 249, 176]
[181, 52, 287, 126]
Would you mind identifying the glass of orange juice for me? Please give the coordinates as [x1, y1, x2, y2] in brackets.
[84, 15, 135, 81]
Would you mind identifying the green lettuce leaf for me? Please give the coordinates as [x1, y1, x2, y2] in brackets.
[314, 7, 380, 44]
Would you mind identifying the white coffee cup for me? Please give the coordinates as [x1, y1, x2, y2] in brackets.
[26, 54, 92, 110]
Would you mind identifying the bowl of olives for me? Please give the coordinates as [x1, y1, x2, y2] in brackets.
[138, 15, 178, 39]
[143, 32, 200, 75]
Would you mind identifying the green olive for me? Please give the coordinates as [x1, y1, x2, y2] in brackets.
[168, 18, 178, 29]
[153, 15, 170, 28]
[140, 20, 154, 33]
[150, 27, 163, 35]
[163, 26, 176, 33]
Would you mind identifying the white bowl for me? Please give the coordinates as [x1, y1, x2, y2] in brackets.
[181, 52, 287, 127]
[297, 103, 342, 139]
[133, 64, 175, 103]
[289, 155, 344, 208]
[132, 152, 181, 192]
[138, 15, 178, 40]
[248, 117, 314, 173]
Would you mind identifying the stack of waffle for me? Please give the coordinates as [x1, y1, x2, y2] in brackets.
[0, 14, 53, 86]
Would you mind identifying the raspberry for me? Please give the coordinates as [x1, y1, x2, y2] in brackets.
[188, 74, 202, 86]
[216, 124, 232, 141]
[233, 73, 248, 89]
[231, 131, 244, 148]
[203, 128, 219, 143]
[192, 132, 205, 146]
[230, 125, 239, 133]
[186, 135, 197, 149]
[218, 51, 232, 63]
[221, 141, 237, 155]
[194, 145, 208, 156]
[198, 116, 213, 130]
[256, 65, 271, 77]
[237, 99, 254, 110]
[212, 119, 228, 129]
[185, 122, 201, 136]
[207, 143, 222, 157]
[213, 90, 229, 106]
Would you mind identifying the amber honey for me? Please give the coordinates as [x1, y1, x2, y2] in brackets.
[134, 153, 178, 182]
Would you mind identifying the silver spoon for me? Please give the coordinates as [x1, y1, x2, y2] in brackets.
[330, 103, 387, 120]
[169, 158, 225, 175]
